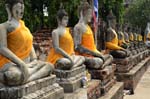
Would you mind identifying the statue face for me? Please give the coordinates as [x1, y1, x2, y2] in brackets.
[84, 9, 92, 23]
[61, 16, 68, 27]
[12, 2, 24, 20]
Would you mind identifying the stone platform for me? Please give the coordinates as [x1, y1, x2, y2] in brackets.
[114, 50, 149, 73]
[113, 57, 133, 73]
[87, 80, 101, 99]
[98, 82, 124, 99]
[101, 78, 116, 95]
[54, 65, 86, 93]
[0, 75, 64, 99]
[115, 57, 150, 93]
[64, 80, 101, 99]
[88, 64, 116, 80]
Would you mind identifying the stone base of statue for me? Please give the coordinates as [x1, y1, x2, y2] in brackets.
[64, 80, 101, 99]
[115, 56, 150, 94]
[98, 82, 124, 99]
[101, 78, 116, 95]
[0, 75, 64, 99]
[88, 64, 116, 80]
[113, 57, 133, 73]
[88, 64, 116, 95]
[87, 80, 101, 99]
[54, 65, 86, 93]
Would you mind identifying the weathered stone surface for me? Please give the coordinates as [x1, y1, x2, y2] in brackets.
[101, 78, 116, 95]
[0, 75, 64, 99]
[22, 83, 64, 99]
[87, 80, 101, 99]
[89, 64, 116, 80]
[99, 82, 124, 99]
[64, 88, 87, 99]
[115, 57, 150, 92]
[54, 65, 85, 78]
[113, 57, 132, 65]
[57, 72, 85, 93]
[56, 66, 86, 93]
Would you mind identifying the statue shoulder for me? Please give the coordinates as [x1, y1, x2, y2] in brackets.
[74, 23, 85, 34]
[106, 27, 116, 42]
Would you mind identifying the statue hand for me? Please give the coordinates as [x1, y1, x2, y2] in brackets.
[20, 63, 29, 83]
[68, 57, 74, 66]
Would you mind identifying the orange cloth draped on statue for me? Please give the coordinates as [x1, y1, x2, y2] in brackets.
[106, 29, 124, 50]
[0, 20, 33, 68]
[76, 25, 100, 57]
[129, 33, 134, 41]
[47, 28, 74, 64]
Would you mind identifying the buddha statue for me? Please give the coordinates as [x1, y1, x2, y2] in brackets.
[123, 24, 130, 46]
[145, 22, 150, 47]
[117, 24, 128, 49]
[0, 0, 53, 86]
[105, 10, 130, 58]
[47, 8, 85, 70]
[74, 1, 113, 69]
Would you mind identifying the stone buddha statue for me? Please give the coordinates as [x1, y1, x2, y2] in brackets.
[123, 24, 130, 45]
[0, 0, 53, 86]
[105, 10, 130, 58]
[46, 8, 85, 70]
[74, 1, 113, 69]
[145, 22, 150, 47]
[117, 24, 128, 49]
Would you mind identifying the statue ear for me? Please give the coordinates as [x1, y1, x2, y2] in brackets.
[5, 4, 12, 21]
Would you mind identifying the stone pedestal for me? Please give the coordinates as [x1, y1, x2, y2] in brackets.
[101, 78, 116, 95]
[0, 75, 64, 99]
[89, 64, 116, 80]
[54, 65, 86, 93]
[88, 64, 116, 95]
[98, 82, 124, 99]
[115, 57, 150, 93]
[87, 80, 101, 99]
[113, 57, 133, 73]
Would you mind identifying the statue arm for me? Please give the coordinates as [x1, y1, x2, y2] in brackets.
[30, 47, 37, 61]
[0, 24, 29, 81]
[73, 26, 104, 60]
[52, 31, 73, 63]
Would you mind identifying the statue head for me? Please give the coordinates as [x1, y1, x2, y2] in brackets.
[107, 10, 116, 29]
[57, 7, 68, 27]
[78, 0, 92, 23]
[5, 0, 24, 20]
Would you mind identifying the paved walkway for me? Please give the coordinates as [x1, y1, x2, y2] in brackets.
[124, 67, 150, 99]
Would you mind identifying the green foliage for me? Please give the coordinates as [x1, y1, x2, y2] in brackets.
[0, 0, 125, 31]
[99, 0, 125, 24]
[125, 0, 150, 31]
[0, 1, 7, 23]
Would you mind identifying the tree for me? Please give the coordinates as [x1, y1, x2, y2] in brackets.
[125, 0, 150, 32]
[0, 1, 7, 23]
[99, 0, 125, 24]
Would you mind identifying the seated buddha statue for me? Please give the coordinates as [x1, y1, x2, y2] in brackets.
[105, 11, 130, 59]
[123, 25, 130, 47]
[128, 27, 135, 50]
[0, 0, 53, 86]
[47, 8, 85, 70]
[145, 23, 150, 47]
[117, 24, 128, 49]
[74, 1, 113, 69]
